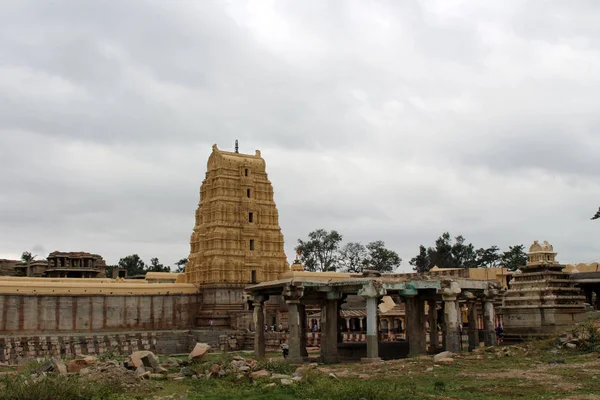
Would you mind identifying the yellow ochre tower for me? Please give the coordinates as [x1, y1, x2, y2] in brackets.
[185, 143, 288, 328]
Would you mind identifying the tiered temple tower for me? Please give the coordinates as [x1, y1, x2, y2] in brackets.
[502, 240, 585, 341]
[185, 144, 289, 328]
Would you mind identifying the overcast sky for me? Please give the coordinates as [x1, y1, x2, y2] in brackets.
[1, 1, 599, 271]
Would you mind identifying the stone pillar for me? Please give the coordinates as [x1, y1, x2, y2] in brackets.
[345, 318, 351, 332]
[253, 297, 266, 358]
[482, 299, 496, 346]
[287, 300, 304, 363]
[467, 300, 479, 351]
[443, 295, 460, 353]
[362, 296, 380, 362]
[320, 296, 339, 363]
[406, 296, 427, 356]
[387, 318, 394, 340]
[359, 318, 364, 333]
[428, 300, 439, 349]
[298, 303, 308, 357]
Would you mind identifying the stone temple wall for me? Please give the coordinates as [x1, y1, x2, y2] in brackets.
[0, 294, 200, 334]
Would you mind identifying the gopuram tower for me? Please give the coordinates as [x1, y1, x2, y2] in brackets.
[185, 143, 289, 328]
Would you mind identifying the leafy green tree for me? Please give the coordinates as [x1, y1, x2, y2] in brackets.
[174, 258, 188, 273]
[338, 242, 367, 273]
[409, 245, 430, 273]
[118, 254, 146, 276]
[295, 229, 343, 272]
[475, 246, 501, 268]
[501, 245, 528, 271]
[20, 251, 36, 263]
[148, 257, 170, 272]
[362, 241, 402, 273]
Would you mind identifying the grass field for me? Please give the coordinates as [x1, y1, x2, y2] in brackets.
[1, 338, 599, 399]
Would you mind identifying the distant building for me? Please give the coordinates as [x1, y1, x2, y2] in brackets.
[45, 251, 107, 278]
[0, 259, 20, 276]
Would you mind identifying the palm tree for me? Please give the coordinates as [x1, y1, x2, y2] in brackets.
[592, 207, 600, 221]
[20, 251, 37, 277]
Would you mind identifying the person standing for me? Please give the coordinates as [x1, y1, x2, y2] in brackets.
[209, 319, 213, 331]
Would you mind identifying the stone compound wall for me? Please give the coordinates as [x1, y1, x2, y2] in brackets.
[0, 294, 200, 334]
[0, 330, 191, 363]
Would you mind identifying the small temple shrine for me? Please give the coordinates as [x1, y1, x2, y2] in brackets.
[502, 240, 586, 341]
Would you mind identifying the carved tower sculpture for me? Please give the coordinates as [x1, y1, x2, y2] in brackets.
[502, 240, 585, 341]
[185, 144, 289, 328]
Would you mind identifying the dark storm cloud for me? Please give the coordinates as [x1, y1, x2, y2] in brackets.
[0, 0, 599, 267]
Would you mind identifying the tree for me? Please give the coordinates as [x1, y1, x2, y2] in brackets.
[592, 207, 600, 220]
[410, 245, 430, 273]
[148, 257, 170, 272]
[501, 245, 528, 271]
[174, 258, 188, 273]
[338, 242, 367, 273]
[475, 246, 501, 268]
[20, 251, 36, 264]
[363, 240, 402, 273]
[295, 229, 343, 272]
[118, 254, 146, 276]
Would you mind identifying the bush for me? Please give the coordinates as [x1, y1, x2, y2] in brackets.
[572, 321, 600, 352]
[0, 375, 119, 400]
[256, 359, 295, 375]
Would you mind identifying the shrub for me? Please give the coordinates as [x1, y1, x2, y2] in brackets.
[256, 359, 295, 375]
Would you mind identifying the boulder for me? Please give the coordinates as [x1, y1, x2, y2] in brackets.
[433, 351, 454, 362]
[209, 364, 221, 374]
[140, 353, 161, 370]
[79, 368, 91, 376]
[436, 358, 454, 364]
[189, 343, 211, 361]
[281, 378, 293, 386]
[129, 351, 157, 369]
[565, 343, 577, 349]
[135, 365, 147, 377]
[52, 358, 68, 375]
[250, 369, 270, 379]
[66, 359, 89, 373]
[38, 360, 54, 373]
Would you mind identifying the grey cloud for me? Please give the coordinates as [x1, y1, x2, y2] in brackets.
[1, 0, 599, 268]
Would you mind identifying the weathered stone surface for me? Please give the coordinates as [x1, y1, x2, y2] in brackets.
[433, 351, 454, 362]
[189, 343, 211, 361]
[135, 365, 146, 377]
[129, 351, 155, 369]
[66, 359, 88, 373]
[281, 378, 293, 386]
[52, 358, 67, 375]
[250, 369, 270, 379]
[436, 358, 455, 364]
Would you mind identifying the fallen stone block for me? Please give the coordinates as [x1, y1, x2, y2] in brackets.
[52, 358, 67, 375]
[66, 359, 89, 373]
[189, 343, 211, 361]
[433, 351, 454, 362]
[436, 358, 455, 364]
[250, 369, 270, 379]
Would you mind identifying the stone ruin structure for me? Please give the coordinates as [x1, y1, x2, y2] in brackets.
[502, 240, 586, 341]
[184, 144, 289, 328]
[248, 271, 501, 363]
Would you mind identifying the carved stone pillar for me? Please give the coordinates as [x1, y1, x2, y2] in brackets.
[406, 296, 427, 356]
[482, 299, 496, 346]
[428, 300, 439, 349]
[320, 294, 340, 363]
[252, 296, 266, 358]
[442, 281, 462, 353]
[358, 281, 386, 363]
[466, 298, 479, 351]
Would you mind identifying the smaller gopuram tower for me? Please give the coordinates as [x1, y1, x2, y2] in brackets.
[185, 143, 289, 328]
[502, 240, 586, 341]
